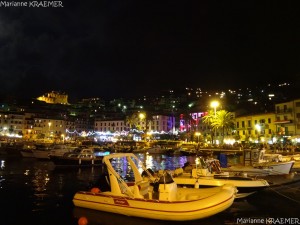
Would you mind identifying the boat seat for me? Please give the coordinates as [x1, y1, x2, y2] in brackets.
[129, 184, 144, 199]
[138, 180, 150, 195]
[129, 180, 151, 199]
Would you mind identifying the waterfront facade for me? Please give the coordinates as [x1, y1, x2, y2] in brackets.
[94, 114, 175, 134]
[235, 113, 276, 144]
[94, 119, 126, 132]
[0, 96, 300, 146]
[274, 99, 300, 138]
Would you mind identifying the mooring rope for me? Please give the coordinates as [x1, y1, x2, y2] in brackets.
[267, 184, 300, 204]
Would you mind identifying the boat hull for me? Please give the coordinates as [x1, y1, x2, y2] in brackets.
[173, 176, 269, 198]
[254, 161, 294, 175]
[73, 185, 236, 221]
[49, 155, 103, 166]
[223, 161, 295, 176]
[20, 149, 34, 158]
[32, 150, 51, 159]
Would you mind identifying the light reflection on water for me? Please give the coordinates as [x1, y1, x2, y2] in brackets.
[110, 153, 200, 180]
[0, 156, 102, 224]
[1, 153, 298, 225]
[112, 153, 241, 176]
[141, 153, 196, 171]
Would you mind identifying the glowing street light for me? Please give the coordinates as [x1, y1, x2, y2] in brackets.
[139, 113, 146, 131]
[139, 113, 145, 120]
[210, 101, 219, 145]
[255, 124, 261, 132]
[211, 101, 219, 116]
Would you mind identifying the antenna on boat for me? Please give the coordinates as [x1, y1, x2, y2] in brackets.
[193, 157, 200, 188]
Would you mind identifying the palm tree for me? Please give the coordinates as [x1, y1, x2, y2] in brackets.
[202, 109, 216, 144]
[125, 113, 143, 131]
[203, 109, 235, 144]
[126, 112, 146, 130]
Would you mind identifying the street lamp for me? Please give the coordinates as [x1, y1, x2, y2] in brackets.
[139, 113, 146, 131]
[210, 101, 219, 145]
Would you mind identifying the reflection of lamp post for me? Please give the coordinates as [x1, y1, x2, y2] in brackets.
[255, 124, 261, 143]
[195, 132, 201, 143]
[210, 101, 219, 145]
[48, 122, 51, 138]
[195, 157, 200, 169]
[28, 129, 31, 139]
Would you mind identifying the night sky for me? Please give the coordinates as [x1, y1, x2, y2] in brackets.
[1, 1, 300, 101]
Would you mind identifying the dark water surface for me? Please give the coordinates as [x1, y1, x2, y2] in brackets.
[1, 153, 300, 225]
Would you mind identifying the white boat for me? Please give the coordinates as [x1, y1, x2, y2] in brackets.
[223, 149, 294, 176]
[32, 143, 53, 159]
[253, 160, 295, 175]
[171, 157, 269, 198]
[252, 149, 294, 175]
[73, 153, 237, 221]
[48, 144, 78, 157]
[49, 148, 105, 167]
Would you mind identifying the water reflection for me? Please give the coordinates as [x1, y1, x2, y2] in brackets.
[32, 168, 50, 192]
[103, 153, 242, 183]
[4, 153, 295, 225]
[1, 159, 5, 169]
[73, 206, 170, 225]
[135, 153, 196, 171]
[0, 159, 5, 189]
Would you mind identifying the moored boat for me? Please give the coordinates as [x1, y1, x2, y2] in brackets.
[48, 144, 78, 157]
[253, 160, 294, 175]
[251, 149, 294, 175]
[223, 149, 295, 176]
[32, 143, 53, 159]
[73, 153, 237, 221]
[171, 157, 269, 198]
[49, 148, 105, 167]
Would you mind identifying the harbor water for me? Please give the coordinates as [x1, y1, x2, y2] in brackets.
[0, 153, 300, 225]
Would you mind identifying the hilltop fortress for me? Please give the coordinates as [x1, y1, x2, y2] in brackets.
[37, 91, 69, 104]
